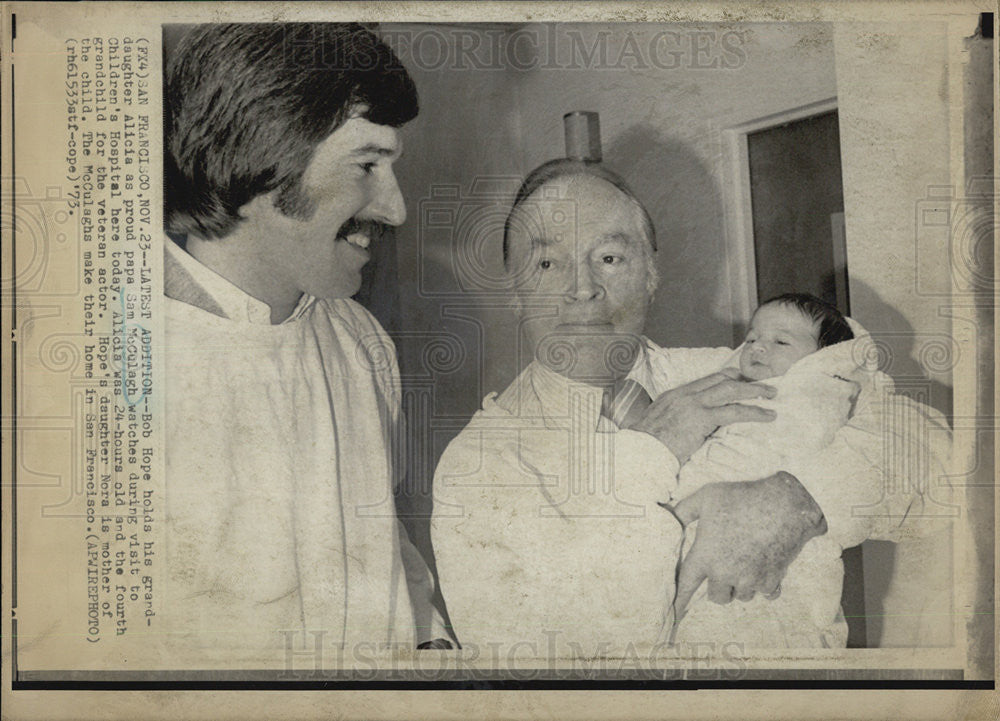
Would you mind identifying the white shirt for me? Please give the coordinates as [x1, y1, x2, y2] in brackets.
[431, 347, 687, 656]
[160, 238, 443, 668]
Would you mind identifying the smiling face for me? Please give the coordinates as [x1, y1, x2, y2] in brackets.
[505, 173, 655, 383]
[240, 115, 406, 301]
[739, 303, 820, 381]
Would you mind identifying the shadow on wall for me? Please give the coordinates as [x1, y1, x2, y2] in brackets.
[822, 273, 955, 648]
[605, 124, 733, 348]
[845, 275, 954, 420]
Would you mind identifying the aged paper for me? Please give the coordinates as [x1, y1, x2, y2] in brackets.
[1, 1, 996, 718]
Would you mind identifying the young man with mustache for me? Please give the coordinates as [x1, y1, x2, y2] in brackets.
[162, 23, 449, 666]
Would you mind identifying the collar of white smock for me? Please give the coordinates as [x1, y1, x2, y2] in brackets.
[165, 235, 314, 325]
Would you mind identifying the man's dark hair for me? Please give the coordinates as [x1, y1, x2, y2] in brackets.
[501, 158, 657, 267]
[165, 23, 418, 240]
[760, 292, 854, 347]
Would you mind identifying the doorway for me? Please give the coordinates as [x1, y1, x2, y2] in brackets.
[746, 109, 849, 313]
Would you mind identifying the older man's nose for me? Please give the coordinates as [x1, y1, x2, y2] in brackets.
[367, 170, 407, 227]
[566, 267, 604, 301]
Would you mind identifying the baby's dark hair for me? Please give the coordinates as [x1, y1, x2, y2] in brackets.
[760, 293, 854, 348]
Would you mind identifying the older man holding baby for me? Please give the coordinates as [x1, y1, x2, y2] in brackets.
[431, 158, 949, 655]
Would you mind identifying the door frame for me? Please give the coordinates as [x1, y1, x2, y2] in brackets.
[719, 97, 840, 337]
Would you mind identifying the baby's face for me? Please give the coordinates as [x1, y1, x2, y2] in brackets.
[739, 304, 819, 381]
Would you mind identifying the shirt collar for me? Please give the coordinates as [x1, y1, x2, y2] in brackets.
[164, 236, 314, 325]
[526, 338, 655, 431]
[623, 337, 665, 397]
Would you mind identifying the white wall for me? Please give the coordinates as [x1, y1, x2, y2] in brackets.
[834, 19, 979, 650]
[835, 22, 956, 414]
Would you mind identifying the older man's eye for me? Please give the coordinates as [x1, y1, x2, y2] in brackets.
[601, 255, 620, 265]
[358, 162, 377, 174]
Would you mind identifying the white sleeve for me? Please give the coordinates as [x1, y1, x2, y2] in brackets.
[784, 379, 952, 550]
[397, 519, 453, 646]
[648, 345, 740, 390]
[362, 313, 452, 645]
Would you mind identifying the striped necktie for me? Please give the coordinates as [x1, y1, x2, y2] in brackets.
[602, 378, 653, 429]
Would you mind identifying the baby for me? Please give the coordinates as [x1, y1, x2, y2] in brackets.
[738, 292, 854, 382]
[677, 293, 856, 493]
[671, 293, 862, 649]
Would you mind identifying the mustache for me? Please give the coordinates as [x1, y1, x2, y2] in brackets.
[336, 218, 387, 240]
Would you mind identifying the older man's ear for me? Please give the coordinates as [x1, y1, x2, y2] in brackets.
[507, 292, 524, 317]
[644, 254, 660, 299]
[503, 269, 526, 316]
